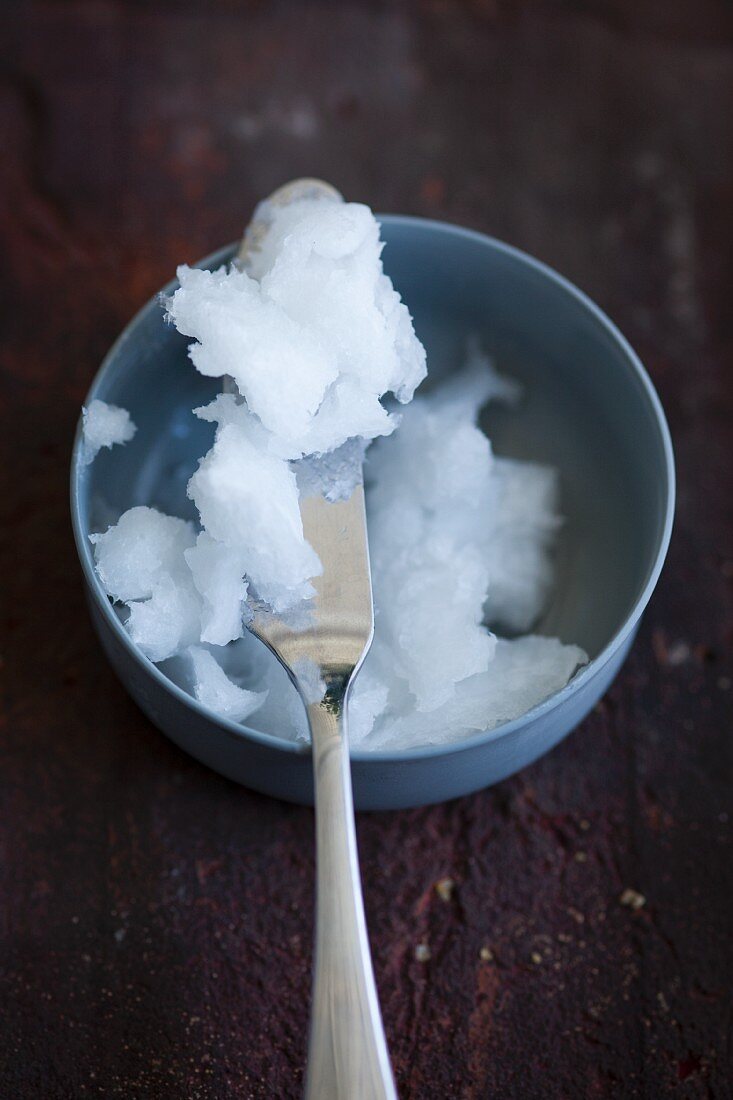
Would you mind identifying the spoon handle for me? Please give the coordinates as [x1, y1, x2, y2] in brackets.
[304, 693, 397, 1100]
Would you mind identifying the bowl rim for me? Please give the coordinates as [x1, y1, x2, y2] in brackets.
[70, 214, 676, 764]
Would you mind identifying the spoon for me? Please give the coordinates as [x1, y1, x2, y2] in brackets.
[233, 180, 397, 1100]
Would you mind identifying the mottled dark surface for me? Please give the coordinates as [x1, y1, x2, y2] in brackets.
[1, 2, 731, 1097]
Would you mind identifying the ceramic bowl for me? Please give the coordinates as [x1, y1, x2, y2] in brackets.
[71, 217, 674, 809]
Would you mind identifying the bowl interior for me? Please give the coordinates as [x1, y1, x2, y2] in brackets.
[77, 218, 672, 705]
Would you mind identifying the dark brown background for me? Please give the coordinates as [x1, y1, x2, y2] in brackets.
[1, 2, 732, 1097]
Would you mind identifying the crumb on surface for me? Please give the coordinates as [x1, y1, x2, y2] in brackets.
[435, 877, 455, 902]
[620, 888, 647, 910]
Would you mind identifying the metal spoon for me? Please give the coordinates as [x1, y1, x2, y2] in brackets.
[234, 181, 397, 1100]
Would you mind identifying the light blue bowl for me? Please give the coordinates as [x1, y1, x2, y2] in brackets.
[70, 217, 674, 810]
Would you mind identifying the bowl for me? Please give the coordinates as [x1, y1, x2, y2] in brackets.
[70, 217, 674, 810]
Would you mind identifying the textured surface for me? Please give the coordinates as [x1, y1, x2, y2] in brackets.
[1, 2, 732, 1097]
